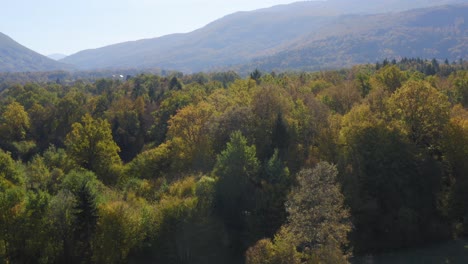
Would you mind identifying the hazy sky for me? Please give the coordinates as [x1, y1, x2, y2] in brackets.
[1, 0, 302, 56]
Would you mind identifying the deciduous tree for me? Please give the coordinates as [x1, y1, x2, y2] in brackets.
[1, 101, 30, 141]
[65, 114, 121, 184]
[286, 162, 351, 263]
[388, 80, 450, 148]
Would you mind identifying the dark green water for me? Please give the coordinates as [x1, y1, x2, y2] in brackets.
[352, 239, 468, 264]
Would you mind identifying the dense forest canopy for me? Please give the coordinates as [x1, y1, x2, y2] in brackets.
[0, 59, 467, 263]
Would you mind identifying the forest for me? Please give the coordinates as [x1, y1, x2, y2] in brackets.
[0, 58, 467, 263]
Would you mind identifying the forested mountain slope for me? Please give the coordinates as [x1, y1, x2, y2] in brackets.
[242, 4, 468, 72]
[60, 8, 334, 71]
[0, 33, 72, 72]
[61, 0, 468, 72]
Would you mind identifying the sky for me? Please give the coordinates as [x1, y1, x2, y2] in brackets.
[1, 0, 301, 56]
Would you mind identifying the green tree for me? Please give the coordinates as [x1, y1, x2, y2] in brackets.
[253, 150, 291, 238]
[213, 131, 260, 253]
[442, 113, 468, 235]
[250, 69, 262, 84]
[73, 182, 99, 263]
[356, 72, 372, 97]
[208, 106, 255, 156]
[125, 141, 172, 180]
[53, 90, 88, 146]
[151, 89, 192, 145]
[48, 190, 76, 263]
[106, 98, 143, 162]
[65, 114, 121, 184]
[288, 95, 329, 172]
[169, 76, 183, 90]
[0, 160, 52, 263]
[340, 112, 446, 252]
[146, 177, 230, 264]
[20, 190, 54, 263]
[451, 71, 468, 107]
[25, 155, 51, 190]
[251, 84, 292, 161]
[271, 112, 289, 160]
[93, 200, 147, 263]
[372, 65, 407, 93]
[0, 178, 26, 262]
[0, 150, 22, 185]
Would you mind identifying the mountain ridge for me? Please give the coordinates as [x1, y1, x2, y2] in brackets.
[2, 0, 466, 73]
[239, 4, 468, 73]
[0, 32, 73, 72]
[61, 0, 468, 72]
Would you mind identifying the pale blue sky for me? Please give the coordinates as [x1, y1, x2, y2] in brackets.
[1, 0, 302, 56]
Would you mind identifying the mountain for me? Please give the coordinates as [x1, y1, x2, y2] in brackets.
[47, 53, 67, 60]
[318, 0, 467, 13]
[61, 0, 468, 72]
[242, 4, 468, 72]
[0, 33, 72, 72]
[61, 8, 334, 71]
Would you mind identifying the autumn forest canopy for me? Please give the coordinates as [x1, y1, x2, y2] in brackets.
[1, 59, 468, 263]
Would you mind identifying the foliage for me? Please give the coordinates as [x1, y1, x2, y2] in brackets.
[0, 101, 30, 141]
[388, 80, 450, 148]
[246, 226, 301, 264]
[0, 150, 22, 184]
[286, 162, 351, 262]
[213, 131, 260, 253]
[372, 65, 407, 92]
[65, 114, 121, 184]
[442, 109, 468, 236]
[168, 102, 216, 171]
[93, 200, 147, 263]
[73, 181, 99, 263]
[0, 66, 466, 263]
[125, 141, 173, 180]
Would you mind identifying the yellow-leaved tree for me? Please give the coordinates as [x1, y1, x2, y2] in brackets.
[65, 114, 121, 184]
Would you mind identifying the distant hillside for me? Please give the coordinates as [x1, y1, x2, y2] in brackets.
[61, 0, 468, 72]
[0, 33, 72, 72]
[241, 4, 468, 72]
[60, 9, 333, 71]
